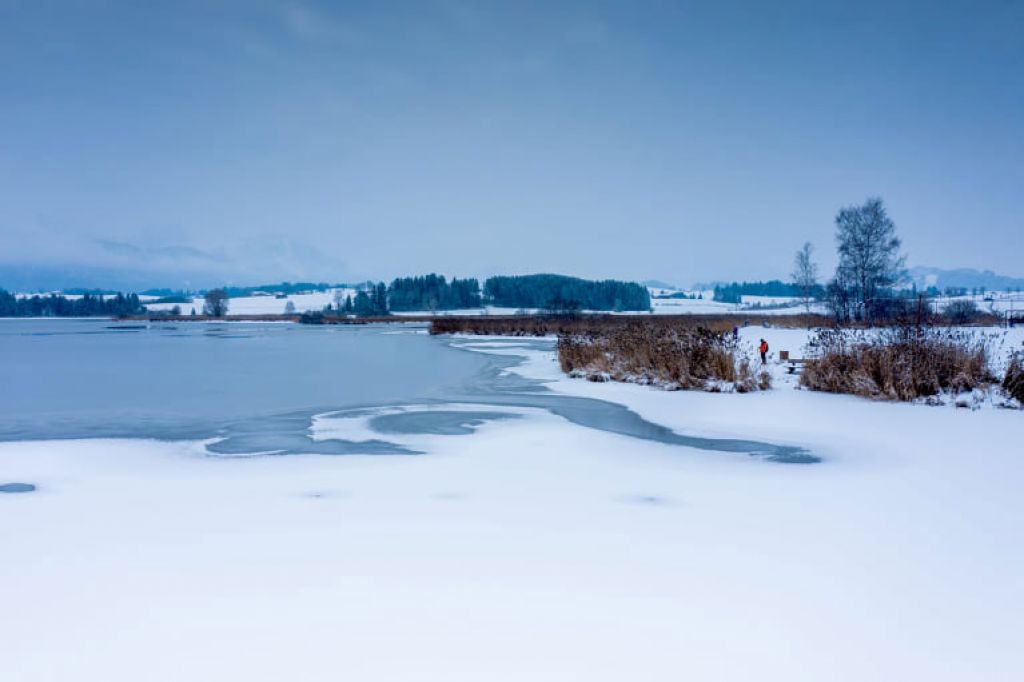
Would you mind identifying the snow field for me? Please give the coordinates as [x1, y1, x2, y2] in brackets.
[2, 329, 1023, 681]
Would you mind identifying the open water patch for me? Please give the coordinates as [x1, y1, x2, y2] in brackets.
[368, 410, 521, 435]
[445, 337, 821, 464]
[619, 494, 673, 506]
[297, 489, 350, 500]
[0, 483, 36, 493]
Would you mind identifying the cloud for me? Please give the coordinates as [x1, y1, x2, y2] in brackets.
[231, 234, 345, 282]
[93, 239, 228, 264]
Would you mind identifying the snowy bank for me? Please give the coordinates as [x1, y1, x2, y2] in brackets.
[2, 330, 1023, 681]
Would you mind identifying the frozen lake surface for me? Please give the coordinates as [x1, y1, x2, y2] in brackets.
[0, 319, 814, 462]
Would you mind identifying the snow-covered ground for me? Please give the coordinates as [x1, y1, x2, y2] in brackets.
[142, 288, 821, 317]
[135, 290, 1024, 318]
[650, 290, 822, 316]
[2, 327, 1022, 680]
[18, 287, 1022, 319]
[742, 323, 1024, 388]
[142, 293, 533, 316]
[142, 288, 359, 315]
[933, 291, 1024, 316]
[391, 306, 519, 317]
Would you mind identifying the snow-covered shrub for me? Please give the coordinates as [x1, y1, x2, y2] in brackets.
[557, 323, 763, 392]
[944, 299, 981, 324]
[800, 325, 996, 401]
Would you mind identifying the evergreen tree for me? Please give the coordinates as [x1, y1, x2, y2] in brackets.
[372, 282, 389, 315]
[353, 290, 371, 316]
[387, 274, 482, 311]
[0, 289, 147, 317]
[483, 275, 649, 311]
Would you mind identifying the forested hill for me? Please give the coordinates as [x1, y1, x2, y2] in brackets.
[712, 280, 824, 304]
[0, 289, 145, 317]
[388, 274, 481, 311]
[483, 274, 650, 311]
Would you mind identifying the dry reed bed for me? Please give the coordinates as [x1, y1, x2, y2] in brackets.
[556, 323, 769, 393]
[434, 314, 1020, 402]
[799, 326, 998, 401]
[429, 313, 828, 337]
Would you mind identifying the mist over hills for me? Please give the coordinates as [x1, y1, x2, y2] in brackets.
[908, 267, 1024, 291]
[4, 262, 1024, 297]
[0, 264, 225, 293]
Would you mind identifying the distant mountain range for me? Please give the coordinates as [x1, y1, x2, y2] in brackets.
[642, 279, 679, 290]
[693, 268, 1024, 293]
[908, 267, 1024, 291]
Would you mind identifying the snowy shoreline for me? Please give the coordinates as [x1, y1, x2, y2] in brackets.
[2, 327, 1022, 681]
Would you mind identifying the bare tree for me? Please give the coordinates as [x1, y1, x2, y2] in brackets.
[791, 241, 818, 313]
[203, 288, 229, 317]
[834, 197, 905, 324]
[825, 274, 853, 325]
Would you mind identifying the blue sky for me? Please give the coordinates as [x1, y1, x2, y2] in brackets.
[1, 0, 1021, 288]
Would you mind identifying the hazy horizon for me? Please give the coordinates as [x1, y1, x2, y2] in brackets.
[2, 1, 1022, 288]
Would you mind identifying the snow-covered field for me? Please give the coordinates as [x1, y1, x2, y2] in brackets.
[18, 287, 1022, 320]
[131, 290, 1024, 319]
[2, 326, 1022, 680]
[142, 289, 358, 315]
[933, 291, 1024, 316]
[651, 289, 1024, 318]
[649, 289, 822, 316]
[143, 288, 820, 316]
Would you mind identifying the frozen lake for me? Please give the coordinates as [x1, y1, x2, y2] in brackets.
[0, 319, 814, 462]
[0, 319, 484, 438]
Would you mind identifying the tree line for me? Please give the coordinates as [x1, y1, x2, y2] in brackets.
[0, 290, 145, 317]
[2, 273, 652, 318]
[712, 280, 824, 304]
[482, 274, 651, 312]
[221, 281, 343, 298]
[387, 274, 482, 311]
[318, 274, 650, 316]
[323, 283, 390, 317]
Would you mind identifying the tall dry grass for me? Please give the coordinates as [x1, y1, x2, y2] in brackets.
[556, 323, 769, 392]
[429, 313, 828, 336]
[800, 325, 996, 401]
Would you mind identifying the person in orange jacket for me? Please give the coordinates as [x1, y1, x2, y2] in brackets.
[759, 338, 768, 364]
